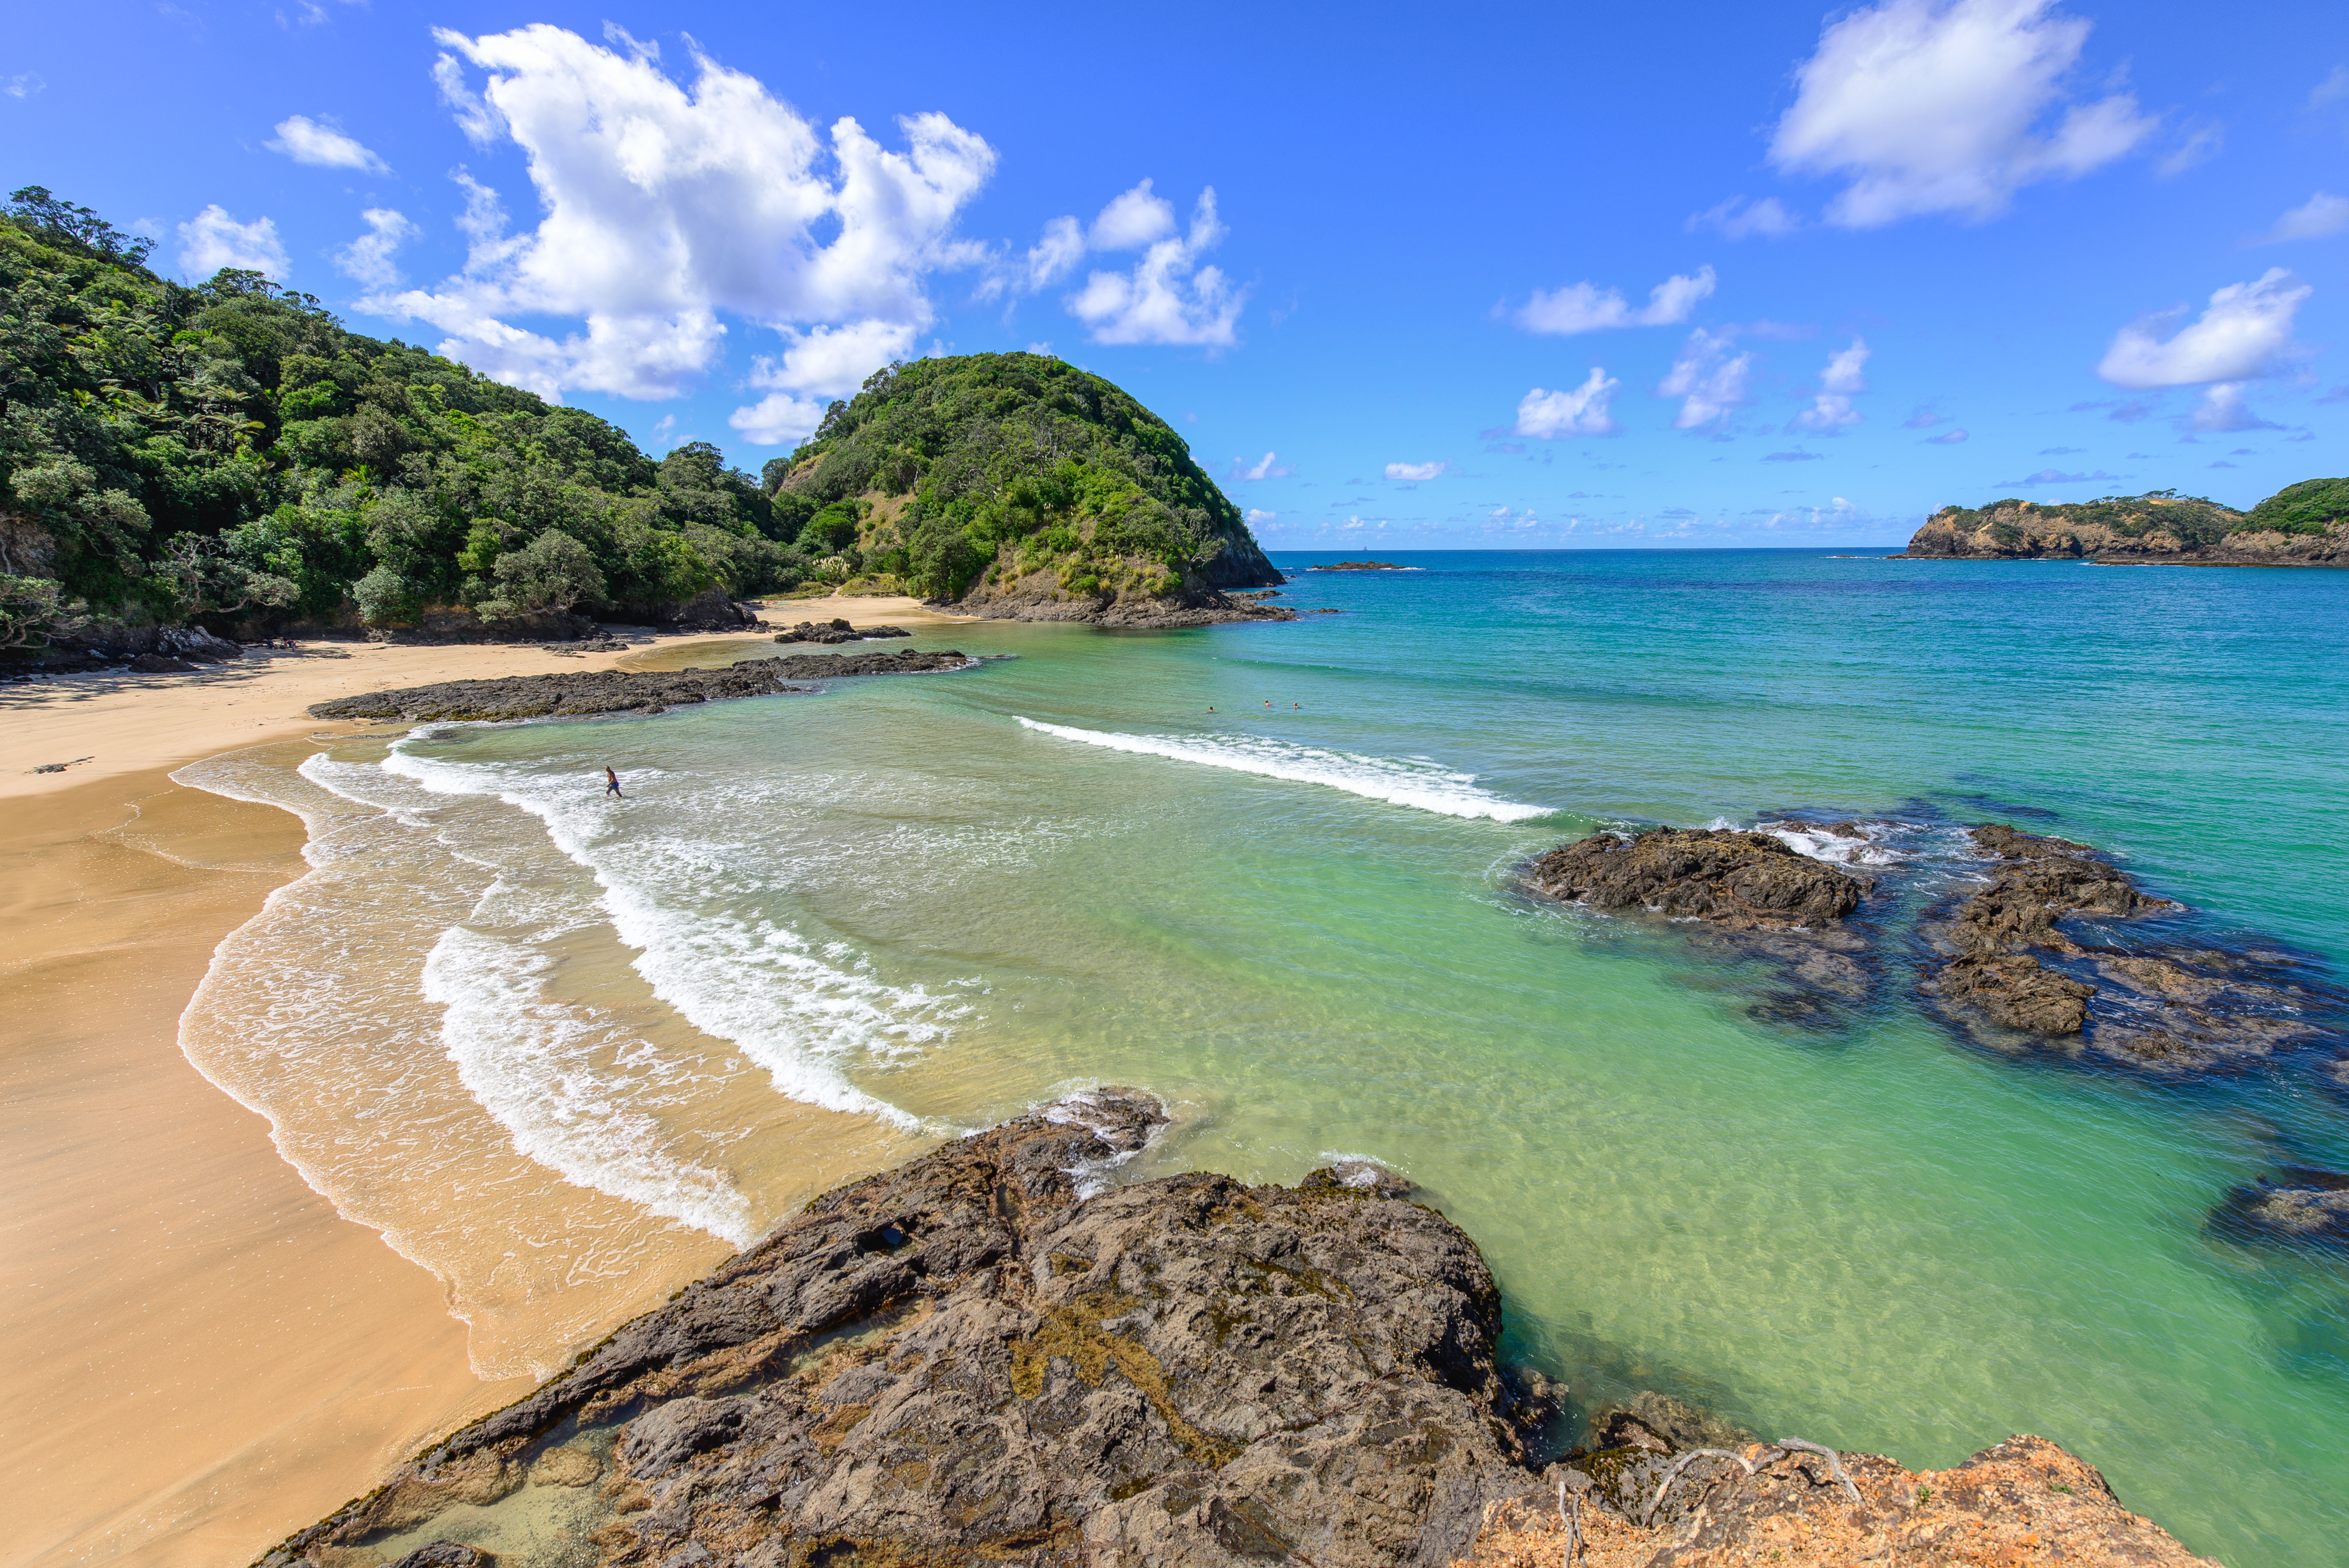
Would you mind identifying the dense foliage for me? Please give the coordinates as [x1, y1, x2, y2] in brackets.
[0, 191, 809, 648]
[771, 353, 1273, 601]
[2244, 477, 2349, 535]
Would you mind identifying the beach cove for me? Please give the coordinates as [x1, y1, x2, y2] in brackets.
[6, 553, 2349, 1567]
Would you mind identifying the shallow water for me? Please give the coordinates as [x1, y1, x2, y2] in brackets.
[181, 551, 2349, 1565]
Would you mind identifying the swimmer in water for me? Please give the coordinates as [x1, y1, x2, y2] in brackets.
[605, 767, 623, 798]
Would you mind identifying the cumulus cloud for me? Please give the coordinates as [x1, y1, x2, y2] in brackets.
[729, 392, 828, 445]
[1228, 452, 1291, 481]
[2096, 268, 2311, 388]
[2256, 192, 2349, 245]
[1514, 266, 1715, 334]
[2190, 383, 2280, 433]
[1658, 329, 1752, 428]
[178, 206, 289, 279]
[266, 114, 389, 173]
[335, 207, 419, 289]
[371, 25, 994, 422]
[1687, 196, 1800, 239]
[1513, 368, 1620, 438]
[1384, 460, 1447, 482]
[1245, 508, 1276, 525]
[1064, 184, 1244, 347]
[1021, 215, 1085, 290]
[1795, 338, 1869, 431]
[1770, 0, 2154, 226]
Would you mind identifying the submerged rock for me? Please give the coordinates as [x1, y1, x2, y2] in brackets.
[1524, 828, 1870, 931]
[2209, 1168, 2349, 1253]
[306, 650, 975, 722]
[263, 1090, 1546, 1568]
[1920, 825, 2343, 1074]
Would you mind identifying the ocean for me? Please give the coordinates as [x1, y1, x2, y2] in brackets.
[179, 549, 2349, 1566]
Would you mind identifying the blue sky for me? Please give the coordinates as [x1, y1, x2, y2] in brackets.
[8, 0, 2346, 546]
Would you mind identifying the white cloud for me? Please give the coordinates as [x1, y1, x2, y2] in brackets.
[1515, 266, 1715, 334]
[1658, 329, 1752, 428]
[1770, 0, 2154, 226]
[372, 26, 994, 412]
[1245, 508, 1277, 525]
[2311, 65, 2349, 108]
[1514, 368, 1620, 438]
[266, 114, 389, 174]
[5, 72, 46, 99]
[335, 207, 419, 289]
[1923, 427, 1970, 443]
[2156, 120, 2223, 178]
[2256, 192, 2349, 245]
[178, 206, 290, 279]
[1022, 215, 1085, 289]
[1688, 196, 1800, 239]
[1795, 338, 1870, 431]
[1384, 460, 1447, 481]
[1090, 179, 1178, 249]
[1229, 451, 1291, 481]
[1066, 185, 1245, 347]
[728, 392, 828, 446]
[2190, 383, 2279, 433]
[2096, 268, 2311, 388]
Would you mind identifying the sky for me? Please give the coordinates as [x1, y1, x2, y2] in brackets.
[7, 0, 2346, 547]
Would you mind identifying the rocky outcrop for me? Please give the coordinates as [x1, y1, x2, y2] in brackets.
[957, 575, 1298, 628]
[1458, 1433, 2219, 1568]
[1524, 829, 1870, 931]
[307, 650, 975, 722]
[1918, 825, 2344, 1073]
[1896, 494, 2348, 567]
[260, 1091, 1554, 1568]
[771, 618, 913, 644]
[2209, 1168, 2349, 1253]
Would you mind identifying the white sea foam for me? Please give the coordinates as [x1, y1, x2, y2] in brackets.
[424, 921, 757, 1245]
[1014, 718, 1553, 822]
[381, 743, 950, 1129]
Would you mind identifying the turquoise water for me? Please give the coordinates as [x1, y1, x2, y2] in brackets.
[225, 551, 2349, 1565]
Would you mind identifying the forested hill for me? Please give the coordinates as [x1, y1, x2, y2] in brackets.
[0, 189, 1275, 651]
[769, 353, 1279, 616]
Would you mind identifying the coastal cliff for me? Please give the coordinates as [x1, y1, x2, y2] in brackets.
[1896, 480, 2349, 566]
[260, 1092, 2217, 1568]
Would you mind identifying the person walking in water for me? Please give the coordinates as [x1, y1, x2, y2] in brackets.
[605, 767, 623, 798]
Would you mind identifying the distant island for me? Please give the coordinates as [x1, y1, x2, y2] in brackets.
[1308, 560, 1409, 571]
[1898, 480, 2347, 567]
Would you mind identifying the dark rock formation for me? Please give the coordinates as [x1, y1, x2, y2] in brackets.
[2209, 1167, 2349, 1253]
[960, 582, 1298, 629]
[1918, 825, 2344, 1074]
[1524, 829, 1869, 931]
[1461, 1433, 2219, 1567]
[307, 651, 974, 722]
[363, 608, 605, 646]
[261, 1091, 1549, 1568]
[771, 618, 913, 644]
[1309, 561, 1408, 571]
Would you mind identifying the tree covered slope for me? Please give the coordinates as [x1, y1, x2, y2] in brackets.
[769, 352, 1280, 621]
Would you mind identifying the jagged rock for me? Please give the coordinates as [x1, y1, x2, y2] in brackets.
[771, 618, 913, 644]
[262, 1091, 1546, 1568]
[2209, 1168, 2349, 1253]
[1460, 1434, 2219, 1567]
[128, 652, 199, 673]
[306, 650, 974, 722]
[386, 1546, 495, 1568]
[1524, 828, 1869, 931]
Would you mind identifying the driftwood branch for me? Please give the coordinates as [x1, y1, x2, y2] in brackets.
[1644, 1448, 1755, 1523]
[1556, 1475, 1582, 1565]
[1777, 1436, 1863, 1503]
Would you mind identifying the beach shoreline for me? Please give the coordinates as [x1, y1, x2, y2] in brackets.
[0, 599, 969, 1566]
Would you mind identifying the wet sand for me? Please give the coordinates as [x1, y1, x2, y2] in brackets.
[0, 607, 966, 1565]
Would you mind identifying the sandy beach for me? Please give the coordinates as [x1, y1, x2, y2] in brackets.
[0, 594, 961, 1567]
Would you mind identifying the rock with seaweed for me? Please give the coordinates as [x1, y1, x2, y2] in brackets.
[1524, 828, 1870, 931]
[306, 649, 973, 721]
[1896, 484, 2349, 566]
[2208, 1167, 2349, 1253]
[259, 1090, 1551, 1568]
